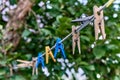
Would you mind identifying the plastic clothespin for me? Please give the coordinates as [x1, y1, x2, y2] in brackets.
[36, 53, 45, 68]
[106, 0, 114, 7]
[93, 5, 106, 40]
[54, 38, 66, 59]
[71, 15, 94, 23]
[45, 46, 56, 64]
[72, 25, 81, 54]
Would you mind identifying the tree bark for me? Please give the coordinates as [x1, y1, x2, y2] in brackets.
[2, 0, 32, 53]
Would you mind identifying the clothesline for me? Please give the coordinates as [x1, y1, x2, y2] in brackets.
[12, 0, 115, 73]
[36, 0, 115, 58]
[10, 0, 115, 76]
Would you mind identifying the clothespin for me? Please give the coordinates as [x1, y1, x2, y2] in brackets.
[36, 53, 45, 68]
[106, 0, 114, 7]
[93, 5, 106, 40]
[72, 25, 81, 54]
[71, 15, 94, 23]
[14, 58, 36, 75]
[16, 60, 32, 68]
[9, 64, 13, 76]
[54, 38, 66, 59]
[31, 57, 37, 75]
[45, 46, 56, 64]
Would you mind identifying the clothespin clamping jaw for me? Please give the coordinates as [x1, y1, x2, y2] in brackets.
[54, 38, 66, 59]
[31, 57, 37, 75]
[45, 46, 56, 64]
[9, 64, 13, 76]
[72, 25, 81, 54]
[93, 5, 106, 40]
[36, 53, 45, 68]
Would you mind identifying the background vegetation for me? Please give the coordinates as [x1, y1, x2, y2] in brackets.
[0, 0, 120, 80]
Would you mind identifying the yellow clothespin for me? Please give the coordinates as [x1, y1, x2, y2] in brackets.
[93, 5, 106, 40]
[45, 46, 56, 64]
[106, 0, 114, 7]
[72, 25, 81, 54]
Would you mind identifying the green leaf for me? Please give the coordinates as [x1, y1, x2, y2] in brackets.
[15, 75, 26, 80]
[67, 7, 75, 15]
[9, 0, 17, 5]
[107, 44, 118, 50]
[59, 17, 71, 23]
[81, 35, 90, 42]
[79, 61, 89, 65]
[25, 54, 32, 60]
[10, 0, 17, 5]
[0, 25, 3, 29]
[31, 75, 38, 80]
[85, 65, 95, 71]
[0, 53, 3, 58]
[93, 46, 106, 59]
[0, 70, 5, 76]
[40, 28, 52, 36]
[22, 29, 31, 38]
[0, 61, 7, 66]
[113, 76, 120, 80]
[5, 43, 13, 51]
[0, 34, 2, 39]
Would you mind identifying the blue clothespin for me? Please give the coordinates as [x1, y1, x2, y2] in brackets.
[36, 52, 45, 68]
[54, 38, 66, 59]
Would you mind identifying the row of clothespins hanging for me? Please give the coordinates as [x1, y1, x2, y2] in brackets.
[9, 30, 81, 75]
[9, 0, 115, 76]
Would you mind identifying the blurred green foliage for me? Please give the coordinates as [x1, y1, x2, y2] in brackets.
[0, 0, 120, 80]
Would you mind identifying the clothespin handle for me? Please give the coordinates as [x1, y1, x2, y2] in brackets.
[106, 0, 114, 7]
[9, 64, 13, 76]
[36, 53, 45, 68]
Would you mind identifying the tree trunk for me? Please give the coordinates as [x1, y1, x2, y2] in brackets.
[2, 0, 32, 53]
